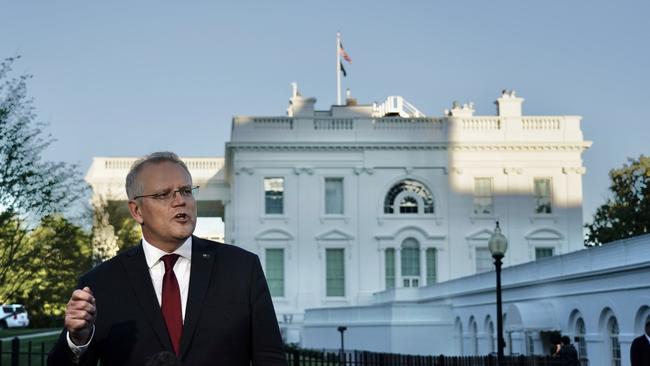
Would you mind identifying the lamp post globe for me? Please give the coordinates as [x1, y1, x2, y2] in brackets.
[488, 221, 508, 258]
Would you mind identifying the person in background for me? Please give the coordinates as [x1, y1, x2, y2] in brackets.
[556, 336, 579, 366]
[630, 321, 650, 366]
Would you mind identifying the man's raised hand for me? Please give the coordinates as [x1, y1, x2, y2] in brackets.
[65, 287, 96, 346]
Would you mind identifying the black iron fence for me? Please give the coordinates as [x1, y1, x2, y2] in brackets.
[1, 337, 564, 366]
[285, 348, 563, 366]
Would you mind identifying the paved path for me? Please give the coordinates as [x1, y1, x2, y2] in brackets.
[0, 330, 60, 342]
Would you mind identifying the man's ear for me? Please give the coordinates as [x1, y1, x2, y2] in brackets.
[128, 200, 145, 225]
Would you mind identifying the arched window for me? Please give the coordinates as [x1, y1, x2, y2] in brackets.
[384, 179, 434, 214]
[485, 316, 495, 353]
[574, 318, 588, 365]
[455, 317, 463, 355]
[608, 316, 621, 366]
[401, 238, 420, 287]
[469, 317, 478, 355]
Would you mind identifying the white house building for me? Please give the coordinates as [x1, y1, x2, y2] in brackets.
[86, 87, 591, 344]
[301, 234, 650, 366]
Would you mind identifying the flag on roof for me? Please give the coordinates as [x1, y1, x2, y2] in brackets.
[339, 42, 352, 63]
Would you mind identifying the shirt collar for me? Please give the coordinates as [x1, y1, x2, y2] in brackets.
[142, 236, 193, 269]
[645, 333, 650, 343]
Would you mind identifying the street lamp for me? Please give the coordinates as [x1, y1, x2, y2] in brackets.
[337, 326, 347, 366]
[488, 221, 508, 366]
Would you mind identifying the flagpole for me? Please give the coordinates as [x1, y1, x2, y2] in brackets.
[336, 31, 341, 105]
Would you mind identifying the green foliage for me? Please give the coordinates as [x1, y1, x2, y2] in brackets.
[0, 56, 89, 316]
[585, 155, 650, 246]
[12, 216, 92, 327]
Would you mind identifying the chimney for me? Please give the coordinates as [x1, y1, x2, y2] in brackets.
[287, 82, 316, 117]
[495, 90, 524, 117]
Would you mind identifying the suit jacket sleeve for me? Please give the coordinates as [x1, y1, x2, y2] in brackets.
[249, 255, 287, 366]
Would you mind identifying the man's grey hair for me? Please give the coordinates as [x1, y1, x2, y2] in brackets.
[125, 152, 191, 200]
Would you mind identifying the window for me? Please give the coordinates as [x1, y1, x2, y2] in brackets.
[385, 248, 395, 289]
[486, 319, 495, 353]
[608, 317, 621, 366]
[384, 179, 434, 214]
[401, 238, 420, 287]
[473, 177, 493, 215]
[325, 178, 344, 214]
[469, 318, 478, 355]
[535, 247, 554, 259]
[534, 178, 552, 214]
[475, 247, 492, 273]
[399, 196, 419, 214]
[575, 318, 588, 365]
[265, 249, 284, 297]
[326, 249, 345, 297]
[264, 178, 284, 214]
[426, 248, 437, 285]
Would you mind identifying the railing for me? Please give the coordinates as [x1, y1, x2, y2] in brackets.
[314, 119, 354, 130]
[254, 117, 294, 129]
[285, 348, 564, 366]
[373, 118, 444, 129]
[461, 118, 501, 131]
[522, 117, 561, 131]
[102, 158, 224, 171]
[1, 338, 568, 366]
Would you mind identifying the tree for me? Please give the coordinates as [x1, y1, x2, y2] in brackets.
[0, 56, 88, 303]
[11, 215, 92, 326]
[585, 155, 650, 246]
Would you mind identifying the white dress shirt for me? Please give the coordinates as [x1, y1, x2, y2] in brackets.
[67, 236, 193, 356]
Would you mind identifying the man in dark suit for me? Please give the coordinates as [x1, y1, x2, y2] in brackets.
[556, 336, 579, 366]
[48, 152, 287, 366]
[631, 321, 650, 366]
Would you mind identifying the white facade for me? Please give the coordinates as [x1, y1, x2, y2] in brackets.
[302, 234, 650, 366]
[87, 88, 591, 344]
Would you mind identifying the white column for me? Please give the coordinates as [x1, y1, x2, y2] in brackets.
[396, 248, 402, 288]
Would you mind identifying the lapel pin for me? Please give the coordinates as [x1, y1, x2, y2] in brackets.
[202, 253, 210, 259]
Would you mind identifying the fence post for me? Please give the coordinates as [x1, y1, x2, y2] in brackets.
[10, 337, 19, 366]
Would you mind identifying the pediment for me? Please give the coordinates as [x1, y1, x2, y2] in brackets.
[466, 228, 494, 241]
[525, 228, 563, 240]
[255, 229, 294, 241]
[315, 229, 354, 241]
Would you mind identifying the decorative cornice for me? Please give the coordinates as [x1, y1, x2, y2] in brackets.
[353, 167, 374, 175]
[293, 167, 314, 175]
[228, 142, 591, 152]
[235, 167, 254, 175]
[562, 166, 587, 175]
[503, 167, 523, 175]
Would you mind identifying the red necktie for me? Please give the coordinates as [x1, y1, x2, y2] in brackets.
[161, 254, 182, 355]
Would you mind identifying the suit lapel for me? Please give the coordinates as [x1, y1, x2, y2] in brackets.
[121, 243, 173, 352]
[179, 236, 217, 358]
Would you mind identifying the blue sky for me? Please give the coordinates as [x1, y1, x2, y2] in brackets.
[1, 0, 648, 225]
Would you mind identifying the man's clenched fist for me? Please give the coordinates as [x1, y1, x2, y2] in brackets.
[65, 287, 96, 346]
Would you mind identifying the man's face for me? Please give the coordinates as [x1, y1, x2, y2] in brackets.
[129, 161, 197, 251]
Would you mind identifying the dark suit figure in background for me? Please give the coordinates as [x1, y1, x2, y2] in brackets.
[48, 152, 287, 366]
[631, 321, 650, 366]
[556, 336, 579, 366]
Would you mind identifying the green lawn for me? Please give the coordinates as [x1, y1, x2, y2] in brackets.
[1, 329, 60, 366]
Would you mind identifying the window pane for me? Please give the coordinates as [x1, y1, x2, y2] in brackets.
[385, 248, 395, 289]
[535, 247, 554, 260]
[534, 178, 552, 214]
[326, 249, 345, 297]
[476, 247, 492, 273]
[265, 249, 284, 297]
[325, 178, 344, 214]
[401, 238, 420, 277]
[473, 178, 493, 215]
[426, 248, 437, 285]
[609, 317, 621, 366]
[399, 195, 419, 214]
[264, 178, 284, 214]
